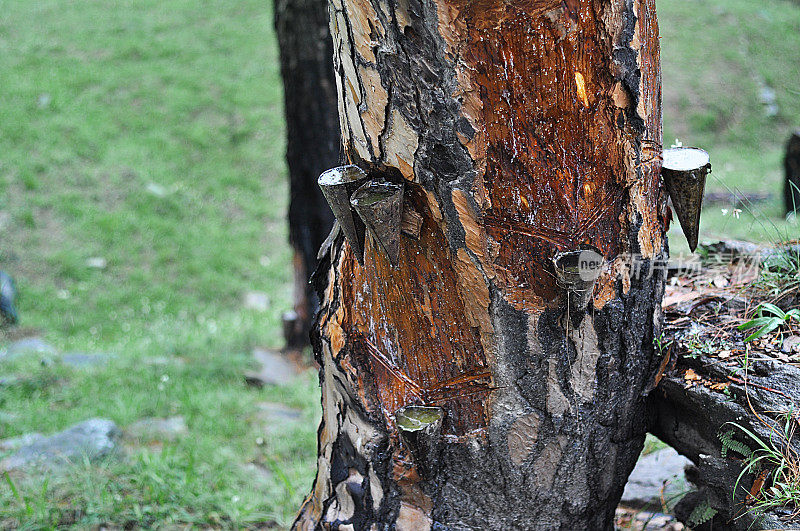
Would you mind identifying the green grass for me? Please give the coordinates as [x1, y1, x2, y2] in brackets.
[0, 0, 798, 527]
[0, 0, 318, 527]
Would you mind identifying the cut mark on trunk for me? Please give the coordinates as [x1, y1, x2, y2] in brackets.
[339, 192, 492, 435]
[358, 334, 494, 406]
[575, 71, 589, 108]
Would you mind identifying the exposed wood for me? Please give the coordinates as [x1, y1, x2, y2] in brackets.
[296, 0, 667, 527]
[400, 204, 423, 239]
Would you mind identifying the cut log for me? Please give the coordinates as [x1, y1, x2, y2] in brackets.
[651, 254, 800, 530]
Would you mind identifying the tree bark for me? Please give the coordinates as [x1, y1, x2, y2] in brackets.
[296, 0, 667, 528]
[785, 130, 800, 215]
[275, 0, 340, 348]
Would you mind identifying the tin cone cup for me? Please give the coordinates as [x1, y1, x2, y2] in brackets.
[553, 244, 604, 311]
[350, 180, 404, 267]
[318, 165, 370, 263]
[395, 405, 444, 479]
[662, 147, 711, 252]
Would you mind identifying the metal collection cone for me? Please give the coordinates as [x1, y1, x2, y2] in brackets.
[350, 180, 404, 267]
[662, 147, 711, 252]
[318, 165, 369, 263]
[553, 244, 604, 311]
[395, 405, 444, 479]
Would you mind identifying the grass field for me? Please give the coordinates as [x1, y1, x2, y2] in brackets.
[0, 0, 798, 527]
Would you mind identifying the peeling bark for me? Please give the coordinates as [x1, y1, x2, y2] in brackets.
[296, 0, 666, 528]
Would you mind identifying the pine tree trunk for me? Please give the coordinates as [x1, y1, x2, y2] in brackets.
[275, 0, 340, 347]
[296, 0, 667, 528]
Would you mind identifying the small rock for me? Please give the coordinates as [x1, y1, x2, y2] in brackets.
[86, 257, 107, 269]
[0, 433, 45, 452]
[622, 447, 692, 511]
[240, 462, 273, 485]
[782, 336, 800, 354]
[243, 291, 270, 312]
[0, 411, 19, 424]
[0, 418, 120, 472]
[143, 356, 186, 366]
[253, 402, 303, 436]
[125, 416, 188, 442]
[0, 375, 22, 387]
[1, 337, 57, 361]
[0, 212, 10, 231]
[711, 275, 728, 289]
[245, 348, 301, 386]
[61, 352, 112, 368]
[759, 86, 779, 117]
[256, 402, 302, 422]
[36, 93, 51, 108]
[145, 182, 167, 197]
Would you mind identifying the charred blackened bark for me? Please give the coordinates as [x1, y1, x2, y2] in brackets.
[276, 0, 340, 347]
[785, 130, 800, 215]
[296, 0, 667, 528]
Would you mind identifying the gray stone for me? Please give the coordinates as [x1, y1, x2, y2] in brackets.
[61, 352, 113, 368]
[0, 433, 44, 452]
[0, 375, 22, 387]
[0, 418, 120, 472]
[256, 402, 302, 422]
[622, 447, 692, 510]
[0, 211, 11, 231]
[143, 356, 186, 366]
[245, 348, 301, 386]
[86, 257, 107, 269]
[243, 291, 270, 312]
[1, 337, 57, 361]
[253, 402, 303, 437]
[782, 335, 800, 354]
[0, 411, 19, 424]
[240, 462, 274, 485]
[125, 416, 188, 442]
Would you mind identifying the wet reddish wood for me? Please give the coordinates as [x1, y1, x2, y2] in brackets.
[340, 188, 491, 435]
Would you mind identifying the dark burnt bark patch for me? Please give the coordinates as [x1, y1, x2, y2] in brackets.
[276, 0, 340, 346]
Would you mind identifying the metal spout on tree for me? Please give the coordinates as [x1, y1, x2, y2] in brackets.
[394, 405, 444, 479]
[553, 244, 604, 312]
[661, 147, 711, 252]
[350, 180, 404, 267]
[318, 165, 370, 264]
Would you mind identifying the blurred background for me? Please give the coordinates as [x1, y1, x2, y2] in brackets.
[0, 0, 797, 527]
